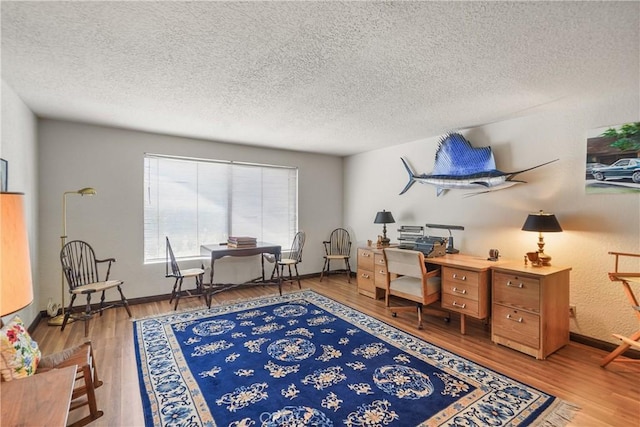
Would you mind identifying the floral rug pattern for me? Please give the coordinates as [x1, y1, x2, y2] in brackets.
[134, 290, 575, 426]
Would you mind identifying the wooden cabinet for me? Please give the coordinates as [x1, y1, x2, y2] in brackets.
[430, 255, 494, 334]
[357, 247, 386, 299]
[491, 263, 571, 359]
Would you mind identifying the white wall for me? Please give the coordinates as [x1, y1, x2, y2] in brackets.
[37, 120, 343, 306]
[0, 80, 39, 327]
[345, 98, 640, 344]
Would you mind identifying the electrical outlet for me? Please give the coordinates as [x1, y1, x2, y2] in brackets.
[569, 305, 576, 318]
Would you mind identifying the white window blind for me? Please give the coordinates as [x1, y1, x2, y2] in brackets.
[144, 154, 298, 262]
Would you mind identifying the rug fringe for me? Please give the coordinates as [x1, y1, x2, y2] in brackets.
[532, 400, 581, 427]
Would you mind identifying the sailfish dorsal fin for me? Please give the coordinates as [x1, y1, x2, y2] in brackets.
[433, 133, 496, 175]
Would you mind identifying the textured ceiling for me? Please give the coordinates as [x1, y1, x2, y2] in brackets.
[1, 1, 638, 156]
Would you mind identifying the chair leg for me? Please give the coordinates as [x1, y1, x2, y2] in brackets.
[320, 258, 329, 282]
[169, 277, 180, 304]
[417, 303, 423, 329]
[294, 264, 301, 289]
[61, 294, 76, 331]
[117, 285, 132, 317]
[174, 277, 184, 310]
[344, 258, 351, 283]
[84, 293, 92, 337]
[99, 291, 106, 317]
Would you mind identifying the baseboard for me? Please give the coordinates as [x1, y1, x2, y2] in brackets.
[27, 311, 43, 335]
[570, 332, 640, 359]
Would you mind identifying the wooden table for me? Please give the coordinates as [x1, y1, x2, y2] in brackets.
[200, 242, 282, 304]
[1, 365, 76, 426]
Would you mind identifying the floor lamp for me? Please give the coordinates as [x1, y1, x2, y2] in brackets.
[48, 187, 97, 326]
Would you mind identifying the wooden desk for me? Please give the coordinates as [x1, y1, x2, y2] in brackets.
[200, 242, 282, 304]
[1, 365, 76, 426]
[427, 254, 505, 334]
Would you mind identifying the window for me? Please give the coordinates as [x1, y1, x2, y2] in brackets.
[144, 154, 298, 262]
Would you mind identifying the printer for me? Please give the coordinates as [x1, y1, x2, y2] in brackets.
[414, 236, 447, 258]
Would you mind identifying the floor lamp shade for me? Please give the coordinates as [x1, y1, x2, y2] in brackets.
[1, 192, 34, 317]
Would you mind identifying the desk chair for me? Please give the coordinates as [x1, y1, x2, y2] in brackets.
[166, 237, 205, 310]
[320, 228, 352, 283]
[601, 251, 640, 368]
[383, 248, 450, 329]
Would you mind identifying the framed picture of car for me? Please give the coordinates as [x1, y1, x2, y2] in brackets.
[585, 122, 640, 195]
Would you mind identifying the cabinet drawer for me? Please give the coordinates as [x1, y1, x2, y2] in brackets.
[442, 267, 480, 287]
[493, 272, 540, 312]
[441, 293, 479, 317]
[492, 304, 540, 348]
[441, 278, 479, 301]
[357, 248, 375, 270]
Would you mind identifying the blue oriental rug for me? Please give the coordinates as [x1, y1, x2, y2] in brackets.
[133, 290, 578, 426]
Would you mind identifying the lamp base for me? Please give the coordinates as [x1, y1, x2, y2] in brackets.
[47, 313, 75, 326]
[538, 252, 552, 266]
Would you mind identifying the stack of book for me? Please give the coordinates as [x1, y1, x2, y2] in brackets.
[227, 236, 257, 248]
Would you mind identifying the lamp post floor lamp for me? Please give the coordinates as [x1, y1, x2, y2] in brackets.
[48, 187, 96, 326]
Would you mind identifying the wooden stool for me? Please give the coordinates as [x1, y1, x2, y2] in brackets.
[600, 251, 640, 368]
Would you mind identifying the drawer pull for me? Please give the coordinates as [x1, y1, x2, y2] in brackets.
[452, 287, 467, 294]
[362, 253, 371, 257]
[506, 281, 524, 288]
[361, 273, 370, 279]
[506, 314, 523, 323]
[378, 270, 385, 274]
[452, 273, 467, 281]
[452, 301, 466, 308]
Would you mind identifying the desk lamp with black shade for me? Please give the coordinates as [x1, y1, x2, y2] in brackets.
[425, 223, 465, 254]
[521, 210, 563, 266]
[1, 192, 34, 328]
[374, 210, 395, 247]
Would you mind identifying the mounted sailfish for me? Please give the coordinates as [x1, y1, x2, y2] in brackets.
[400, 133, 557, 197]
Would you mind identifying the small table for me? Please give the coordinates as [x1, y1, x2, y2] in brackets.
[201, 242, 282, 305]
[1, 365, 76, 426]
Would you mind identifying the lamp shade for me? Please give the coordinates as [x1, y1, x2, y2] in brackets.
[521, 210, 563, 232]
[374, 210, 395, 224]
[1, 192, 34, 317]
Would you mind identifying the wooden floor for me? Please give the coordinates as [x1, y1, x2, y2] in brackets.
[31, 276, 639, 427]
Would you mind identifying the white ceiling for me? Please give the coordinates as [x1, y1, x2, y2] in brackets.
[1, 1, 638, 156]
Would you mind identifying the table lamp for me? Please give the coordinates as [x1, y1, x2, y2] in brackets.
[374, 210, 395, 246]
[1, 193, 34, 326]
[521, 210, 563, 266]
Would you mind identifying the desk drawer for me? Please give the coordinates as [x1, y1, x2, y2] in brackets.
[492, 304, 540, 348]
[441, 294, 479, 317]
[442, 267, 480, 287]
[357, 268, 383, 299]
[374, 253, 388, 287]
[441, 278, 479, 301]
[493, 272, 540, 312]
[357, 248, 375, 271]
